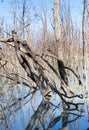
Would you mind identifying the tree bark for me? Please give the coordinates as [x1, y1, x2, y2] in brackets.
[54, 0, 61, 42]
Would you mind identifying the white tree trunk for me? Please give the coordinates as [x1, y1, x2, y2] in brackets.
[54, 0, 63, 59]
[54, 0, 61, 42]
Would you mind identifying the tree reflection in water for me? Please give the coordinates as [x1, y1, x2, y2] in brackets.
[0, 84, 84, 130]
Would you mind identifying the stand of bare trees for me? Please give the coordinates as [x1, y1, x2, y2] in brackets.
[0, 0, 89, 129]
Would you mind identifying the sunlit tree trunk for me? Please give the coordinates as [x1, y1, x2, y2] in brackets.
[54, 1, 68, 129]
[54, 0, 61, 42]
[82, 0, 88, 98]
[54, 0, 63, 60]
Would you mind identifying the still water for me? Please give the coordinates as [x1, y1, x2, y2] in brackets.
[0, 84, 89, 130]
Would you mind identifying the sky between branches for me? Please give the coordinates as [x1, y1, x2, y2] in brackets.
[0, 0, 83, 32]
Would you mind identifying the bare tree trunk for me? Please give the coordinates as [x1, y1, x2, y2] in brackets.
[85, 5, 89, 98]
[82, 0, 88, 98]
[54, 1, 68, 128]
[54, 0, 62, 59]
[82, 0, 86, 70]
[37, 2, 48, 49]
[22, 0, 26, 39]
[54, 0, 61, 42]
[54, 1, 69, 125]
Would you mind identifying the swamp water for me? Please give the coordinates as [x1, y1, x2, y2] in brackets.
[0, 83, 89, 130]
[0, 59, 89, 130]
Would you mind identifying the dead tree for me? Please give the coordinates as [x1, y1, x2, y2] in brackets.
[0, 30, 84, 129]
[0, 30, 83, 105]
[54, 0, 61, 42]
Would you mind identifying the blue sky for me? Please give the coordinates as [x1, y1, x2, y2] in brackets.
[0, 0, 83, 30]
[70, 0, 83, 26]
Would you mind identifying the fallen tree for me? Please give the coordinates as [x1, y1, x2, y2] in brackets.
[0, 30, 83, 103]
[0, 30, 84, 129]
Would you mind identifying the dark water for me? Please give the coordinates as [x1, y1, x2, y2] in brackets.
[0, 84, 89, 130]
